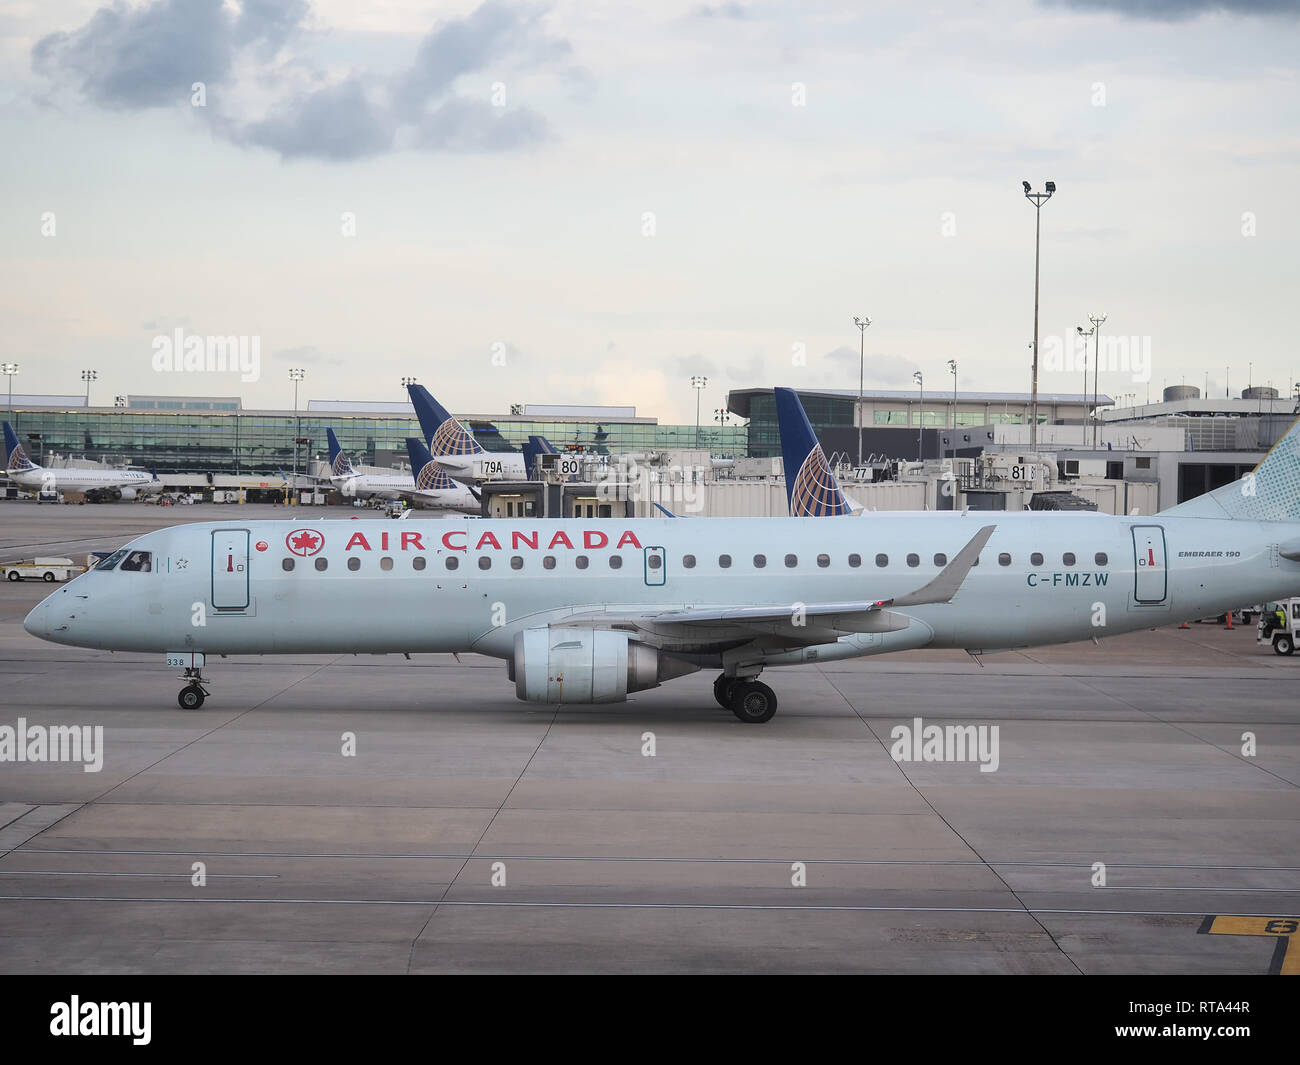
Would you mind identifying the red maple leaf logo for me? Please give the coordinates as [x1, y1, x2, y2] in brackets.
[286, 530, 324, 556]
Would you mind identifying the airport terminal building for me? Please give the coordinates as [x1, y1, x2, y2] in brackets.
[2, 395, 748, 476]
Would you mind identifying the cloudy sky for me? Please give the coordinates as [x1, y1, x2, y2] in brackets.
[2, 0, 1298, 422]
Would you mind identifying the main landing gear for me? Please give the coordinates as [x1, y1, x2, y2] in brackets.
[177, 666, 210, 710]
[714, 673, 778, 724]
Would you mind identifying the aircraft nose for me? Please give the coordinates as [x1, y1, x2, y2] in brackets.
[23, 600, 49, 639]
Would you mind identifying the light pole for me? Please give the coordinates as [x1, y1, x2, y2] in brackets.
[2, 363, 16, 425]
[1022, 180, 1056, 453]
[854, 316, 871, 466]
[1089, 312, 1107, 447]
[912, 370, 924, 462]
[947, 359, 957, 459]
[81, 369, 97, 406]
[690, 375, 707, 449]
[1076, 323, 1094, 445]
[289, 368, 305, 502]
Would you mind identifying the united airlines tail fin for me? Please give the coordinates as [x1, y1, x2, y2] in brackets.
[3, 422, 37, 472]
[1161, 415, 1300, 522]
[405, 436, 460, 492]
[774, 388, 853, 516]
[326, 428, 355, 477]
[521, 434, 558, 478]
[406, 385, 485, 456]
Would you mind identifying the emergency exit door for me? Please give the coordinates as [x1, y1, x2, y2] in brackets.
[211, 529, 250, 610]
[644, 546, 666, 586]
[1131, 525, 1167, 604]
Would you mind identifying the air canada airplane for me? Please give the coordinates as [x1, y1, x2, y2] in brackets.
[407, 384, 526, 483]
[23, 418, 1300, 722]
[324, 428, 478, 514]
[4, 422, 161, 501]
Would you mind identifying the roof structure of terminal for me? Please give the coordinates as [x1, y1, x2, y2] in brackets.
[726, 386, 1113, 418]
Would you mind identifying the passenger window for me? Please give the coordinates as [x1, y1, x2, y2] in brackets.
[719, 554, 732, 568]
[478, 556, 491, 570]
[906, 553, 919, 567]
[683, 554, 696, 569]
[647, 555, 662, 569]
[412, 557, 426, 571]
[445, 556, 459, 571]
[380, 557, 394, 571]
[576, 556, 589, 570]
[315, 557, 328, 571]
[119, 551, 152, 572]
[875, 553, 888, 567]
[1095, 552, 1107, 565]
[1062, 552, 1076, 566]
[347, 557, 361, 571]
[817, 554, 830, 568]
[933, 553, 947, 566]
[511, 556, 524, 570]
[282, 558, 295, 572]
[609, 556, 623, 569]
[543, 556, 556, 570]
[848, 553, 861, 568]
[998, 553, 1011, 566]
[753, 554, 767, 568]
[784, 554, 798, 568]
[1030, 552, 1044, 566]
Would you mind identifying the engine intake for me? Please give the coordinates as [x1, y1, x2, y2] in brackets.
[511, 626, 697, 703]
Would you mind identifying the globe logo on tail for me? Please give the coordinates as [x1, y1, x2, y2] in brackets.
[430, 418, 480, 456]
[790, 445, 851, 517]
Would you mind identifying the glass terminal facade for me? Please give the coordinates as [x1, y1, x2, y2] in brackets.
[2, 407, 749, 474]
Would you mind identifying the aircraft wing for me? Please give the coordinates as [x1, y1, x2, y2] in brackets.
[563, 524, 994, 645]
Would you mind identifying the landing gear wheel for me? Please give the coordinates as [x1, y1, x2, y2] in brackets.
[713, 674, 739, 709]
[178, 684, 206, 710]
[1275, 635, 1295, 656]
[730, 680, 777, 724]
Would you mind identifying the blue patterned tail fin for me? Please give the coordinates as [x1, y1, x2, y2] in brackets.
[326, 428, 355, 476]
[405, 437, 458, 491]
[406, 384, 485, 456]
[4, 422, 36, 472]
[774, 388, 852, 516]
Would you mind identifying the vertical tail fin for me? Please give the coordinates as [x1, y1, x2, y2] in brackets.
[4, 422, 36, 472]
[406, 384, 485, 456]
[1161, 415, 1300, 521]
[326, 428, 355, 477]
[773, 388, 853, 516]
[521, 434, 559, 477]
[405, 436, 458, 491]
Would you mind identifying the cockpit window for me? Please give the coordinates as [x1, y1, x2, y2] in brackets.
[95, 548, 130, 571]
[119, 551, 153, 572]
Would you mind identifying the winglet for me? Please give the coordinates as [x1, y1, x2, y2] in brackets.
[653, 502, 678, 518]
[888, 524, 996, 607]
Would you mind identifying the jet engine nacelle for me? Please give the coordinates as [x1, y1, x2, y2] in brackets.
[118, 487, 137, 501]
[510, 626, 697, 703]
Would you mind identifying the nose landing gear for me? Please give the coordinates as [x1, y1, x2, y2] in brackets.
[177, 666, 210, 710]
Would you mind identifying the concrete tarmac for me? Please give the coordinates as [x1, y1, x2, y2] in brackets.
[0, 500, 1297, 973]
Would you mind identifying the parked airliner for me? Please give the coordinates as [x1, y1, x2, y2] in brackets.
[323, 428, 478, 513]
[4, 422, 161, 502]
[407, 384, 526, 483]
[23, 418, 1300, 722]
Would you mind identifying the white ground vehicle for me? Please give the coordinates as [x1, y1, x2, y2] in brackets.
[1257, 598, 1300, 656]
[2, 557, 80, 583]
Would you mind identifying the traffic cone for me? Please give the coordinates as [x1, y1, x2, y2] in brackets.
[1226, 611, 1233, 629]
[1179, 621, 1189, 629]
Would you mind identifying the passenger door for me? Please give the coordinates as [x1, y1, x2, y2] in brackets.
[211, 529, 250, 610]
[1131, 525, 1167, 605]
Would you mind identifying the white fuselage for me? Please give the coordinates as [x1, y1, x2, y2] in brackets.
[329, 473, 478, 514]
[434, 452, 526, 484]
[8, 466, 159, 496]
[25, 514, 1300, 672]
